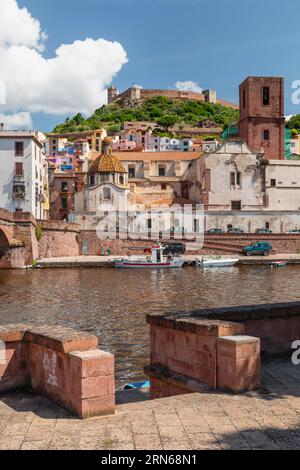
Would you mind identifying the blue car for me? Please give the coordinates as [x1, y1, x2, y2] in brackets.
[243, 242, 272, 256]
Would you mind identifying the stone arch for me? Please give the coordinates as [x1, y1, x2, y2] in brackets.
[0, 228, 10, 258]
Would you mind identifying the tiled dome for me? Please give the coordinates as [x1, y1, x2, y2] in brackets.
[88, 138, 126, 174]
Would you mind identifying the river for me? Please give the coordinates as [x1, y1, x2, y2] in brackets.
[1, 265, 300, 385]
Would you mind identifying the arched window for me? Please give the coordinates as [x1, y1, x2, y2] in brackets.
[103, 188, 111, 200]
[128, 166, 135, 179]
[119, 175, 124, 185]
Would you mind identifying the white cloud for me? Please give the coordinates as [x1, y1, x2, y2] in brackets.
[0, 0, 46, 51]
[0, 112, 32, 129]
[0, 0, 128, 125]
[175, 80, 203, 93]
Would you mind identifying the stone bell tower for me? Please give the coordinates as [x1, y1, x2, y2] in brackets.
[239, 77, 285, 160]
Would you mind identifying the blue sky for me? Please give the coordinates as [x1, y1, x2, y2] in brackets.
[12, 0, 300, 130]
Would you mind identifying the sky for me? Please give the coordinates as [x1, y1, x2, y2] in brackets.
[1, 0, 300, 131]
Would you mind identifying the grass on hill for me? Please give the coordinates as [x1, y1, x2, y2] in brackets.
[52, 96, 239, 135]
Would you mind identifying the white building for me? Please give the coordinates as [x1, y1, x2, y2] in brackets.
[0, 130, 49, 219]
[198, 140, 300, 233]
[146, 136, 193, 152]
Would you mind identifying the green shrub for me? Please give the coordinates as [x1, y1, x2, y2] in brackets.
[35, 224, 43, 241]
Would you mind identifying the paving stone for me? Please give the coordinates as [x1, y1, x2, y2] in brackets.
[1, 358, 300, 450]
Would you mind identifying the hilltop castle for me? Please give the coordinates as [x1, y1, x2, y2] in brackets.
[107, 85, 238, 109]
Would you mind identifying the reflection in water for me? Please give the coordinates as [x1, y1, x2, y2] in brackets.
[0, 265, 300, 385]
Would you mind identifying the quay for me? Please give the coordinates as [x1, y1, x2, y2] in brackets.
[2, 301, 300, 450]
[36, 253, 300, 268]
[0, 358, 300, 450]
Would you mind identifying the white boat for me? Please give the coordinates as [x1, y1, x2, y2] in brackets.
[196, 256, 239, 268]
[115, 243, 185, 269]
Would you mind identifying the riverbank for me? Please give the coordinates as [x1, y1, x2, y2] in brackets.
[36, 253, 300, 268]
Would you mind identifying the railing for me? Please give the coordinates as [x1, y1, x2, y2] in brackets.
[13, 170, 25, 182]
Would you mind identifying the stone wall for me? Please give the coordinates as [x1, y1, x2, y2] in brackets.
[145, 314, 260, 398]
[203, 234, 300, 255]
[145, 302, 300, 399]
[204, 302, 300, 356]
[0, 324, 115, 419]
[78, 231, 300, 256]
[38, 220, 80, 258]
[0, 247, 26, 269]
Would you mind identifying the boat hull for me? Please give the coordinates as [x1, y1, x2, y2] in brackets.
[115, 259, 185, 269]
[196, 258, 239, 268]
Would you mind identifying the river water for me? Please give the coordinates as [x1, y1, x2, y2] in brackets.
[1, 265, 300, 386]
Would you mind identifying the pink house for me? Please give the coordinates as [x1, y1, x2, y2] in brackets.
[112, 138, 136, 151]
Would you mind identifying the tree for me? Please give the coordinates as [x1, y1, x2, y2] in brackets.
[288, 115, 300, 131]
[156, 115, 178, 131]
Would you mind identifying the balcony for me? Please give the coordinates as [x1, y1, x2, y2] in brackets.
[12, 186, 26, 200]
[13, 170, 25, 183]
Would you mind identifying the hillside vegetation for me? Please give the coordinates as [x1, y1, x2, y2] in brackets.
[52, 96, 239, 136]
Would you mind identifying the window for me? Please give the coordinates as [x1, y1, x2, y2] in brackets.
[128, 167, 135, 179]
[61, 181, 68, 192]
[15, 162, 23, 176]
[61, 198, 68, 209]
[270, 179, 276, 187]
[263, 86, 270, 106]
[161, 183, 167, 190]
[266, 222, 270, 229]
[263, 130, 270, 141]
[242, 89, 246, 109]
[158, 166, 165, 177]
[147, 219, 152, 229]
[90, 175, 95, 186]
[231, 201, 241, 210]
[230, 172, 241, 189]
[119, 175, 124, 185]
[100, 173, 109, 183]
[15, 142, 24, 156]
[103, 188, 111, 200]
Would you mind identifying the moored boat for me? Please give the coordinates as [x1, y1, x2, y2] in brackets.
[115, 243, 185, 269]
[196, 256, 239, 268]
[271, 260, 289, 268]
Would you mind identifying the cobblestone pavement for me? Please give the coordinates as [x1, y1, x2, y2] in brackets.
[1, 359, 300, 450]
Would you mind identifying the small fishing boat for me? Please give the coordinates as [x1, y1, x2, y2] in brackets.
[196, 256, 239, 268]
[115, 243, 185, 269]
[271, 260, 288, 268]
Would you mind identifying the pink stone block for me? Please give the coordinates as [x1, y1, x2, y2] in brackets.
[217, 335, 261, 393]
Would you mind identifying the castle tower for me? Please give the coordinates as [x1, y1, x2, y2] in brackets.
[239, 77, 285, 160]
[203, 89, 217, 104]
[107, 85, 118, 104]
[130, 85, 141, 102]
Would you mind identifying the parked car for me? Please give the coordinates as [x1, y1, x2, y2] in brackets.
[163, 242, 186, 255]
[227, 227, 244, 234]
[255, 228, 272, 234]
[287, 229, 300, 234]
[206, 228, 225, 234]
[243, 242, 272, 256]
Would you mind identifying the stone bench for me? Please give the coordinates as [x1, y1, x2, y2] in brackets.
[0, 324, 115, 418]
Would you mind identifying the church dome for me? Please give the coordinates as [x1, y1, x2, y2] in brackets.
[88, 138, 126, 174]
